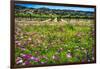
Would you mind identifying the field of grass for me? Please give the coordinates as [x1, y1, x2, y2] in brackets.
[15, 18, 95, 66]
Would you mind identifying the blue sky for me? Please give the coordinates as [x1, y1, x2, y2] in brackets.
[16, 3, 95, 12]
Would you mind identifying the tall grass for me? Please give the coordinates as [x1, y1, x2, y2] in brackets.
[15, 20, 95, 66]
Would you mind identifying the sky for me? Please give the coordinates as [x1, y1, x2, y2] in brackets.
[15, 3, 95, 12]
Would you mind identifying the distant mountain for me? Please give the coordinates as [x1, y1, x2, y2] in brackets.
[15, 5, 94, 19]
[15, 5, 93, 12]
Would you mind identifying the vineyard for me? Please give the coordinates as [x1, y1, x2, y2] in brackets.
[15, 4, 95, 66]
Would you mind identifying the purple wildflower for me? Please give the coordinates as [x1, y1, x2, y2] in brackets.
[24, 61, 30, 65]
[21, 54, 32, 59]
[30, 56, 36, 60]
[15, 41, 19, 44]
[34, 58, 40, 62]
[41, 62, 45, 64]
[30, 56, 40, 62]
[15, 41, 21, 46]
[66, 53, 72, 58]
[16, 59, 23, 64]
[16, 57, 23, 64]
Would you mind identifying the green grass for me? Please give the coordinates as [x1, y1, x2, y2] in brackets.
[15, 22, 95, 65]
